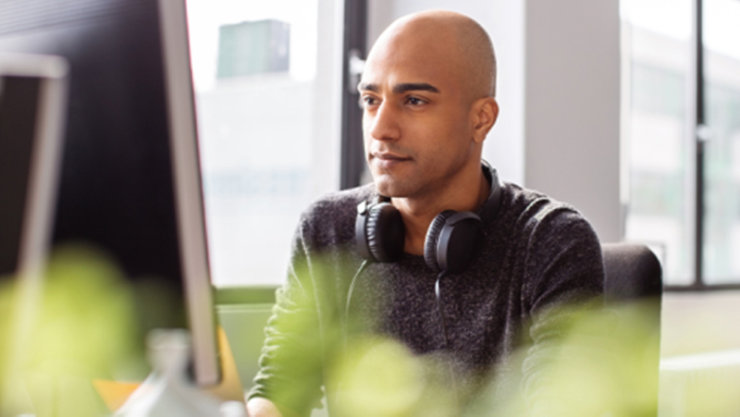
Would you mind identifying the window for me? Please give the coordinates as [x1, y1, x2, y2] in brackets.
[185, 0, 344, 286]
[622, 0, 740, 287]
[703, 0, 740, 284]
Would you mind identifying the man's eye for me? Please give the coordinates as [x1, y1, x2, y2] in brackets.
[405, 96, 426, 106]
[359, 95, 378, 109]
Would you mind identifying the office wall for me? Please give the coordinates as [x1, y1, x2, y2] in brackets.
[523, 0, 622, 242]
[366, 0, 622, 242]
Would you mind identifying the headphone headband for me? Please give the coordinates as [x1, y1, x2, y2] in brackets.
[479, 160, 504, 221]
[355, 160, 504, 273]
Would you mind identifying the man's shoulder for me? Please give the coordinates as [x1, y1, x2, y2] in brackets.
[301, 183, 375, 223]
[500, 183, 604, 307]
[501, 182, 595, 235]
[293, 184, 375, 248]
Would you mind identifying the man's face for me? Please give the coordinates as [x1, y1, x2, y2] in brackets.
[358, 30, 477, 199]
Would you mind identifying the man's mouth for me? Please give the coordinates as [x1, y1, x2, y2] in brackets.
[370, 152, 412, 172]
[372, 152, 411, 162]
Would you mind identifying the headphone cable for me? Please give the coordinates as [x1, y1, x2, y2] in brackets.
[343, 259, 370, 346]
[434, 271, 451, 350]
[435, 271, 462, 409]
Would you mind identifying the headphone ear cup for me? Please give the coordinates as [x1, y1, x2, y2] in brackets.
[424, 211, 483, 274]
[356, 202, 405, 262]
[424, 210, 456, 272]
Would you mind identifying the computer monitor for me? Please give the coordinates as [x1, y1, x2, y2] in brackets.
[157, 0, 221, 386]
[0, 54, 68, 399]
[0, 54, 67, 284]
[0, 0, 220, 386]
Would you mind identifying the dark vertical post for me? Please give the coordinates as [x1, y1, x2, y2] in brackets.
[694, 0, 705, 286]
[340, 0, 368, 189]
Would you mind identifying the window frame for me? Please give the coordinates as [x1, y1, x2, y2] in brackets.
[339, 0, 368, 190]
[663, 0, 740, 291]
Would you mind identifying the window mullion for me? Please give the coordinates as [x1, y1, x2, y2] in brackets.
[693, 0, 706, 286]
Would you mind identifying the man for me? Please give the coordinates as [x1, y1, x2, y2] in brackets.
[247, 10, 603, 417]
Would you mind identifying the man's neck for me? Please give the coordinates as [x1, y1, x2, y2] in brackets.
[393, 164, 490, 255]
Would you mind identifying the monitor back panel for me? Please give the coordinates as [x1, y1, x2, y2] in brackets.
[0, 74, 41, 276]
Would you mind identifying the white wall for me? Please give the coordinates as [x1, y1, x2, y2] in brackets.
[366, 0, 622, 242]
[312, 0, 344, 195]
[523, 0, 622, 242]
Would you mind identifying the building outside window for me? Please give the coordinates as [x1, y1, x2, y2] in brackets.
[185, 0, 343, 286]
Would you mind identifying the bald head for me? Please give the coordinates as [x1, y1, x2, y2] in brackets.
[359, 10, 500, 211]
[366, 10, 497, 99]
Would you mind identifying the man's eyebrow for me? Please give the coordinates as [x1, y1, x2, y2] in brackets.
[357, 82, 378, 92]
[393, 83, 440, 94]
[357, 82, 440, 94]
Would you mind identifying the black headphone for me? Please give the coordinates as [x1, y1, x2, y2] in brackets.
[355, 163, 503, 274]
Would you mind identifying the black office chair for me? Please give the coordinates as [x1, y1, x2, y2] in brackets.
[601, 242, 663, 417]
[602, 242, 663, 301]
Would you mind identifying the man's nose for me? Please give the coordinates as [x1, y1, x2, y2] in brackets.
[368, 101, 400, 141]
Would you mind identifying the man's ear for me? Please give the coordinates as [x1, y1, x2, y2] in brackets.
[471, 97, 499, 144]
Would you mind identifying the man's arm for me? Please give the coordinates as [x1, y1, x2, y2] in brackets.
[247, 218, 329, 417]
[519, 206, 605, 414]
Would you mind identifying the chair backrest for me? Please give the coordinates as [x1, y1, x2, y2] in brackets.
[602, 242, 663, 301]
[601, 242, 663, 417]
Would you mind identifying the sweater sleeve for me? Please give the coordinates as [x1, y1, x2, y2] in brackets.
[519, 205, 605, 415]
[247, 224, 326, 417]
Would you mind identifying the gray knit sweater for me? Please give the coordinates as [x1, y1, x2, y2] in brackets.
[249, 168, 604, 416]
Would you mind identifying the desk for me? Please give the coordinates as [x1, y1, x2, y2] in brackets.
[660, 350, 740, 416]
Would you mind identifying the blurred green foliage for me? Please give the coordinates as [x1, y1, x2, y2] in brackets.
[5, 247, 740, 416]
[468, 302, 662, 417]
[0, 245, 144, 417]
[319, 301, 662, 417]
[327, 335, 456, 417]
[258, 265, 674, 417]
[26, 245, 139, 377]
